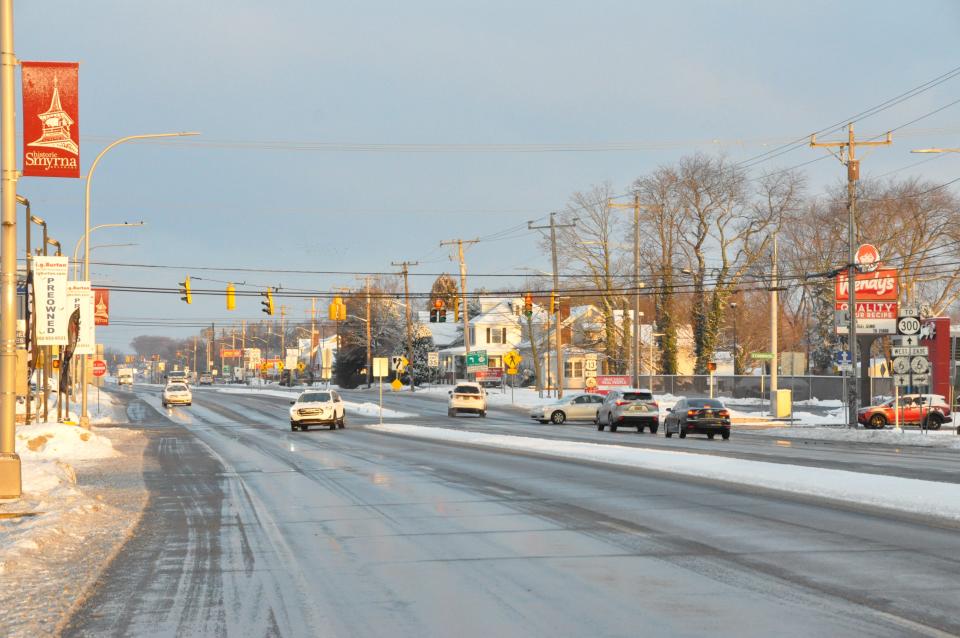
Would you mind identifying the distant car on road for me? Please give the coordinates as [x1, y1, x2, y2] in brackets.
[448, 382, 487, 417]
[531, 393, 604, 424]
[596, 389, 659, 433]
[289, 390, 345, 431]
[663, 397, 730, 440]
[198, 374, 213, 386]
[166, 372, 188, 386]
[162, 383, 192, 408]
[858, 394, 951, 430]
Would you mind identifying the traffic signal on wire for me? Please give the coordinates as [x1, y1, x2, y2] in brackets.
[523, 293, 533, 317]
[328, 296, 346, 321]
[179, 276, 192, 304]
[261, 288, 274, 315]
[430, 298, 444, 323]
[226, 283, 236, 311]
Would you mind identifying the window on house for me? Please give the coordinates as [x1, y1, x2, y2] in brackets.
[486, 327, 507, 344]
[564, 361, 583, 378]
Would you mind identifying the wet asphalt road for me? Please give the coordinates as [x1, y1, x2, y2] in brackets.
[63, 387, 960, 637]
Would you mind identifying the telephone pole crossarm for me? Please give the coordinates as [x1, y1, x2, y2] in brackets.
[440, 239, 479, 380]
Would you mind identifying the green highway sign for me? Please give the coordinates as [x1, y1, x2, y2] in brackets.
[750, 352, 774, 360]
[466, 350, 488, 372]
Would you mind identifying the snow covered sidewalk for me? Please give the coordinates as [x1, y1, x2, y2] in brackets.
[369, 423, 960, 523]
[0, 400, 148, 637]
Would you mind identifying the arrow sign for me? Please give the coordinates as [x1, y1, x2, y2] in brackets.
[896, 335, 920, 347]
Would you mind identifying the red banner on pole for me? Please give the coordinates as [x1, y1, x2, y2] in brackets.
[21, 61, 80, 178]
[93, 288, 109, 326]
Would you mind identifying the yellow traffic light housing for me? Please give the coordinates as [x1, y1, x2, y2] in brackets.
[261, 288, 274, 315]
[226, 283, 236, 311]
[179, 276, 192, 304]
[329, 296, 346, 321]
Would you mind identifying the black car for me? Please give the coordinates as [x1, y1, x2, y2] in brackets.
[663, 397, 731, 440]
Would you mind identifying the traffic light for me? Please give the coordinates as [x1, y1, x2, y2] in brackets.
[549, 292, 557, 314]
[226, 283, 236, 311]
[430, 299, 444, 323]
[453, 298, 460, 323]
[523, 293, 533, 317]
[261, 288, 274, 315]
[328, 296, 346, 321]
[179, 276, 192, 304]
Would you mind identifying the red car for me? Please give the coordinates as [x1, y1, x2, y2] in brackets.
[857, 394, 951, 430]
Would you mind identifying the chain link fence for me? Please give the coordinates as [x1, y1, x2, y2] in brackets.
[643, 374, 894, 402]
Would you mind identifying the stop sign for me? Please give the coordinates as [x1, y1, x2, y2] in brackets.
[92, 360, 107, 377]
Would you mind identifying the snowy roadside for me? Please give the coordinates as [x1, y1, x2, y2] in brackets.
[205, 385, 418, 418]
[748, 424, 960, 449]
[369, 423, 960, 522]
[0, 391, 148, 637]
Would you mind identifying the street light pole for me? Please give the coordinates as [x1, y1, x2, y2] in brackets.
[0, 0, 21, 497]
[72, 221, 144, 279]
[79, 132, 198, 427]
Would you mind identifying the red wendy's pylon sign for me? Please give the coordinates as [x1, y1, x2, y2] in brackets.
[21, 61, 80, 178]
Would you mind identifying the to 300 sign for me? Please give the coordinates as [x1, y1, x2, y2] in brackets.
[897, 317, 920, 335]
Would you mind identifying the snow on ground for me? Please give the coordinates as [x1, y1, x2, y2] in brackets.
[750, 424, 960, 448]
[208, 385, 417, 418]
[369, 423, 960, 522]
[0, 405, 148, 636]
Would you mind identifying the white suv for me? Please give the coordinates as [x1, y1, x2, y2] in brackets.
[289, 390, 345, 431]
[448, 382, 487, 417]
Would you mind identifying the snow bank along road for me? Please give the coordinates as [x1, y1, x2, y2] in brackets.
[63, 387, 960, 637]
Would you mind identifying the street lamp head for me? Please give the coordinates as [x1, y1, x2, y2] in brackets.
[30, 215, 45, 226]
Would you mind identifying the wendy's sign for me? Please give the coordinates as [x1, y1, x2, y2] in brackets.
[21, 61, 80, 178]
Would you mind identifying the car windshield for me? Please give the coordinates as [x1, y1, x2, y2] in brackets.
[621, 392, 653, 401]
[454, 385, 481, 394]
[167, 384, 187, 392]
[688, 399, 724, 408]
[300, 392, 331, 403]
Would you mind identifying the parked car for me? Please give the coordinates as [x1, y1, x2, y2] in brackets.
[448, 382, 487, 417]
[596, 389, 659, 433]
[198, 374, 213, 386]
[289, 390, 345, 431]
[663, 397, 730, 440]
[857, 394, 951, 430]
[530, 393, 605, 424]
[162, 383, 192, 408]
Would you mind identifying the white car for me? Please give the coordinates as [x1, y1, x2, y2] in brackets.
[162, 383, 192, 408]
[530, 393, 605, 424]
[448, 382, 487, 417]
[289, 390, 345, 432]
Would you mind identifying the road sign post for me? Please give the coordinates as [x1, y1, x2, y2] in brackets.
[373, 357, 389, 425]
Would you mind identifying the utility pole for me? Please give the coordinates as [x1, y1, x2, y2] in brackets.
[354, 276, 374, 388]
[280, 305, 287, 369]
[392, 261, 419, 391]
[811, 123, 892, 427]
[241, 319, 246, 380]
[770, 232, 778, 412]
[528, 214, 577, 398]
[0, 0, 20, 497]
[609, 196, 656, 388]
[309, 298, 317, 378]
[440, 238, 479, 378]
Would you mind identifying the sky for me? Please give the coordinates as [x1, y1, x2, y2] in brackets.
[11, 0, 960, 350]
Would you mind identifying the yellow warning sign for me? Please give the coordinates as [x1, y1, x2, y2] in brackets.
[391, 378, 403, 391]
[503, 351, 522, 369]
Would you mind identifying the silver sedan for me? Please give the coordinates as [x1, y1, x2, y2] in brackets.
[530, 393, 605, 424]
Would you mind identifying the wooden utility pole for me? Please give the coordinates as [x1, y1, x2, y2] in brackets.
[392, 261, 419, 391]
[440, 238, 479, 378]
[811, 123, 892, 427]
[354, 276, 374, 388]
[608, 196, 657, 389]
[309, 298, 317, 376]
[528, 214, 577, 398]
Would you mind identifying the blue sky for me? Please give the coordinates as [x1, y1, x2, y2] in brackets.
[12, 0, 960, 349]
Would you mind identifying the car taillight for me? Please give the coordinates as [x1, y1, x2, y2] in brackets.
[718, 410, 729, 417]
[615, 400, 630, 406]
[687, 409, 698, 416]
